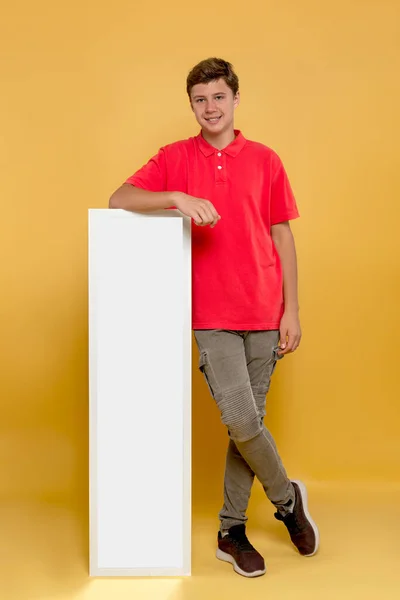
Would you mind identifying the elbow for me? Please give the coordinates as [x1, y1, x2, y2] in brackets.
[109, 183, 134, 209]
[109, 191, 121, 209]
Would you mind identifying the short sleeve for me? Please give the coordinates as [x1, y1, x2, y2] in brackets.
[125, 148, 167, 192]
[270, 157, 300, 225]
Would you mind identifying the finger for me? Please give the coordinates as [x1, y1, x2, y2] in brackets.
[193, 200, 220, 227]
[200, 206, 211, 225]
[279, 334, 295, 355]
[193, 210, 203, 225]
[279, 344, 291, 355]
[193, 213, 202, 225]
[278, 331, 287, 354]
[195, 206, 211, 225]
[286, 334, 296, 352]
[212, 209, 221, 226]
[279, 329, 287, 350]
[207, 203, 220, 227]
[292, 335, 301, 353]
[204, 204, 216, 225]
[205, 207, 218, 226]
[292, 333, 303, 353]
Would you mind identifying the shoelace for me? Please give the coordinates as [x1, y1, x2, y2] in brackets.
[230, 533, 257, 553]
[275, 509, 304, 534]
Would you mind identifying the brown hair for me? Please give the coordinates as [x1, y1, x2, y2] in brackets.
[186, 58, 239, 98]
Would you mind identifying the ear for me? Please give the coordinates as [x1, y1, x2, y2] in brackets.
[234, 91, 240, 109]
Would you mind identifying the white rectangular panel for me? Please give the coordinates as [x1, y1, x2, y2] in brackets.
[89, 209, 191, 576]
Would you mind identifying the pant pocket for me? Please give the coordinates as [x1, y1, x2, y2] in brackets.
[199, 351, 217, 398]
[271, 345, 284, 375]
[258, 346, 283, 396]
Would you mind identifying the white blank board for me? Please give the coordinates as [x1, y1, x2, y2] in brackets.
[89, 209, 191, 576]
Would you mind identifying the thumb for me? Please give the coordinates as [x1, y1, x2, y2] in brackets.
[280, 328, 287, 349]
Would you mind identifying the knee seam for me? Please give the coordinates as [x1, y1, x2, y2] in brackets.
[218, 386, 262, 442]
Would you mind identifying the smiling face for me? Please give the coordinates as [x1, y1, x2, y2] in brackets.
[190, 79, 240, 137]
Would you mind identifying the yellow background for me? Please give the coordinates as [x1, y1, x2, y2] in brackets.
[1, 1, 399, 599]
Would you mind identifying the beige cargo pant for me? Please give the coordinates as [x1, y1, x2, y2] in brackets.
[194, 329, 295, 531]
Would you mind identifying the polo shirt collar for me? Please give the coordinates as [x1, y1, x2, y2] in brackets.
[196, 129, 247, 157]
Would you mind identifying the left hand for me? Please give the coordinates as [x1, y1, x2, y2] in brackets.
[278, 311, 302, 355]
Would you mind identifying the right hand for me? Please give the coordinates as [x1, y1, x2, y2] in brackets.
[174, 193, 221, 228]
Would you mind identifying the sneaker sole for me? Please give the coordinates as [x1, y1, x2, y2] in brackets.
[291, 479, 320, 557]
[216, 549, 266, 578]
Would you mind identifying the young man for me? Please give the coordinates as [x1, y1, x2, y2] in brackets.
[109, 58, 319, 578]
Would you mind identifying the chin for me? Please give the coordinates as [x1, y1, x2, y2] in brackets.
[202, 121, 225, 135]
[204, 126, 222, 136]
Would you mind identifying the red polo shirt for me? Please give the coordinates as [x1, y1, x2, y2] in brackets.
[125, 130, 299, 330]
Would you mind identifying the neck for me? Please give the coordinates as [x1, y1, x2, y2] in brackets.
[201, 127, 236, 150]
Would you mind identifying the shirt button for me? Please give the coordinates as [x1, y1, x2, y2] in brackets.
[217, 165, 222, 170]
[217, 152, 222, 157]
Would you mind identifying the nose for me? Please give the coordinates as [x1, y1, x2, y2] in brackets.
[205, 99, 218, 113]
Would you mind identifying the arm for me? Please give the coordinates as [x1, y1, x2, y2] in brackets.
[109, 184, 221, 227]
[109, 184, 177, 211]
[271, 221, 301, 354]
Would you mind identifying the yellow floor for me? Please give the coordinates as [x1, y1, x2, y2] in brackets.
[1, 482, 399, 600]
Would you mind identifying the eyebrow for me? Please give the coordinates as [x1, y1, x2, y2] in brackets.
[192, 92, 227, 100]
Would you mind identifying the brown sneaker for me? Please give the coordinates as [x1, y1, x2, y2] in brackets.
[274, 480, 320, 556]
[216, 524, 266, 578]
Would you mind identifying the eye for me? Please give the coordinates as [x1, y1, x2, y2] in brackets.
[196, 98, 205, 103]
[215, 95, 224, 100]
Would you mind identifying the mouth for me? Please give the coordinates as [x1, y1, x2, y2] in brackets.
[205, 116, 222, 125]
